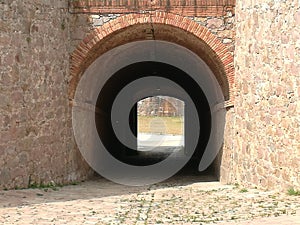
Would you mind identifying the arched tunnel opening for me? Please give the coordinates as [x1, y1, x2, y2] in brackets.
[72, 40, 226, 185]
[95, 62, 211, 172]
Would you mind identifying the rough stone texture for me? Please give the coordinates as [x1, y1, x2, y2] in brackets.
[0, 0, 92, 189]
[220, 0, 300, 190]
[69, 12, 235, 54]
[192, 11, 235, 54]
[69, 13, 94, 53]
[1, 0, 299, 192]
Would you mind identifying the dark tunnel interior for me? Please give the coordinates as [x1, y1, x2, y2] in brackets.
[95, 61, 215, 175]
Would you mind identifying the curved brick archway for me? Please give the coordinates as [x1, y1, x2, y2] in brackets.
[69, 12, 234, 106]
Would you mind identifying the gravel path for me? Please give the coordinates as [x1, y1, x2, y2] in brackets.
[0, 176, 299, 225]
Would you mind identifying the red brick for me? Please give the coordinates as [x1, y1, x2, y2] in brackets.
[69, 13, 235, 106]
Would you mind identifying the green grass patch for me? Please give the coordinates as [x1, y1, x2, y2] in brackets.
[239, 188, 248, 193]
[287, 188, 300, 196]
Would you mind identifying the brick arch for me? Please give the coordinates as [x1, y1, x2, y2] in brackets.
[69, 12, 234, 106]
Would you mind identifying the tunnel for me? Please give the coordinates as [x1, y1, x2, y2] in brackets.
[72, 40, 226, 186]
[96, 61, 211, 166]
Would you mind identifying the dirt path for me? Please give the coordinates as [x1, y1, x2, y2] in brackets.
[0, 175, 299, 225]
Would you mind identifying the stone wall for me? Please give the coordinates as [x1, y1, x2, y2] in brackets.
[0, 0, 92, 189]
[0, 0, 235, 190]
[70, 12, 235, 55]
[68, 0, 235, 54]
[221, 0, 300, 190]
[2, 0, 298, 191]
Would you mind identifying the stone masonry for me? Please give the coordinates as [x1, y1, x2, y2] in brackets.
[221, 0, 300, 190]
[0, 0, 299, 191]
[0, 0, 92, 189]
[69, 11, 235, 56]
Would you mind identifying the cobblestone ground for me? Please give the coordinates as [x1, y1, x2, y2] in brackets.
[0, 175, 299, 225]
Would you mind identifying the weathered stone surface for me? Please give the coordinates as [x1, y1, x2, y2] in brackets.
[0, 0, 92, 189]
[207, 18, 224, 29]
[0, 0, 299, 192]
[69, 11, 235, 55]
[221, 0, 300, 191]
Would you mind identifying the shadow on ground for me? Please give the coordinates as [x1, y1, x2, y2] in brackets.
[0, 163, 218, 208]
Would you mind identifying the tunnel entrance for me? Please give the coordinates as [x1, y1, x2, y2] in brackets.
[95, 61, 211, 169]
[72, 40, 226, 185]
